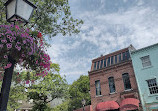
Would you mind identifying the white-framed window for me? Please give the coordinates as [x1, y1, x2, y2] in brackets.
[146, 78, 158, 94]
[140, 55, 151, 68]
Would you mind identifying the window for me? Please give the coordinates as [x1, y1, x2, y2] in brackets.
[146, 78, 158, 94]
[115, 55, 117, 64]
[95, 80, 101, 96]
[94, 62, 96, 70]
[97, 61, 100, 69]
[122, 73, 131, 90]
[108, 77, 115, 93]
[119, 53, 122, 62]
[107, 57, 110, 66]
[141, 55, 151, 68]
[126, 51, 130, 60]
[104, 58, 106, 67]
[122, 52, 126, 61]
[111, 56, 113, 65]
[100, 60, 103, 68]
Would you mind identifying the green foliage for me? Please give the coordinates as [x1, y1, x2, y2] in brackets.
[1, 63, 68, 111]
[53, 75, 90, 111]
[53, 100, 69, 111]
[0, 0, 83, 37]
[26, 63, 69, 110]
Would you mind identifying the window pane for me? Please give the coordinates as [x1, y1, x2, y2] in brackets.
[94, 62, 96, 70]
[123, 52, 126, 61]
[115, 55, 117, 64]
[104, 58, 106, 67]
[122, 73, 131, 90]
[97, 61, 100, 69]
[111, 56, 113, 65]
[141, 55, 151, 68]
[147, 78, 158, 94]
[119, 53, 122, 62]
[126, 51, 130, 60]
[95, 80, 101, 96]
[107, 57, 110, 66]
[100, 60, 103, 68]
[108, 77, 115, 93]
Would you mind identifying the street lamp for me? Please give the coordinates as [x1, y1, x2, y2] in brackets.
[82, 99, 86, 111]
[4, 0, 37, 23]
[0, 0, 36, 110]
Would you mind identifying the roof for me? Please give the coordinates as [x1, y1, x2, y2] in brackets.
[131, 42, 158, 54]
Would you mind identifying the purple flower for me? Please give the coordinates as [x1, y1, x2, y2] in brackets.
[1, 40, 7, 43]
[4, 55, 8, 59]
[23, 40, 26, 44]
[6, 43, 12, 49]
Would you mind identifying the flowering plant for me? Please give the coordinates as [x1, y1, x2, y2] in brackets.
[0, 23, 50, 77]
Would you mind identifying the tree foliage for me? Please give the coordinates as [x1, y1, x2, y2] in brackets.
[3, 63, 68, 111]
[0, 0, 83, 37]
[53, 75, 91, 111]
[68, 75, 91, 110]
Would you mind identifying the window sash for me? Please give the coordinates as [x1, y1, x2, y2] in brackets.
[108, 77, 115, 93]
[122, 73, 131, 90]
[141, 56, 151, 67]
[147, 79, 158, 94]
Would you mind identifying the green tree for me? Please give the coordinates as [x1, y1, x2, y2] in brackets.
[68, 75, 91, 111]
[0, 0, 83, 37]
[3, 63, 68, 111]
[26, 63, 69, 111]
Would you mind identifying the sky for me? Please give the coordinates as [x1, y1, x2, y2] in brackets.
[47, 0, 158, 84]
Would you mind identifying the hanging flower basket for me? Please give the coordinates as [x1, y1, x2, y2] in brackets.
[0, 23, 51, 77]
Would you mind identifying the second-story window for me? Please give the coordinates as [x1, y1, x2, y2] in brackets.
[119, 53, 122, 62]
[94, 62, 96, 70]
[141, 55, 151, 68]
[95, 80, 101, 96]
[108, 77, 116, 93]
[122, 73, 131, 90]
[111, 56, 113, 65]
[146, 78, 158, 94]
[115, 55, 117, 64]
[104, 58, 106, 67]
[97, 61, 100, 69]
[100, 60, 103, 69]
[107, 57, 110, 66]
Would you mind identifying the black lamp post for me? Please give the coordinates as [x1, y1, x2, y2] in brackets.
[82, 99, 86, 111]
[0, 0, 36, 110]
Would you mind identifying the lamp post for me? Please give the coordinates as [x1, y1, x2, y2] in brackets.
[0, 0, 36, 110]
[82, 99, 86, 111]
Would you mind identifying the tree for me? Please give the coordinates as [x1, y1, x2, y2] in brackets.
[26, 63, 69, 110]
[0, 0, 83, 37]
[68, 75, 91, 111]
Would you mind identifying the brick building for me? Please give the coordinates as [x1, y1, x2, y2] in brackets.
[88, 45, 141, 111]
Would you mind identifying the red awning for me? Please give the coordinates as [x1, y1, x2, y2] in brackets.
[120, 98, 140, 110]
[96, 101, 119, 111]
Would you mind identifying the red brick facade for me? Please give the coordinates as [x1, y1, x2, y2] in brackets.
[88, 46, 140, 111]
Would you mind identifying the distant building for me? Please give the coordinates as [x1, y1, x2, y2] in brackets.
[131, 43, 158, 111]
[88, 45, 140, 111]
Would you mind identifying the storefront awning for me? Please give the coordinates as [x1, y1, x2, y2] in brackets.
[96, 101, 119, 111]
[120, 98, 140, 110]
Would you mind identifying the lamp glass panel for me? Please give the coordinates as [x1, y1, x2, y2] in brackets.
[16, 0, 34, 21]
[7, 0, 16, 20]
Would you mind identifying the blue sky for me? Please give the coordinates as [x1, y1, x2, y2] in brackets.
[47, 0, 158, 84]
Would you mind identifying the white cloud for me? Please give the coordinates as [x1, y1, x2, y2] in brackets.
[46, 0, 158, 84]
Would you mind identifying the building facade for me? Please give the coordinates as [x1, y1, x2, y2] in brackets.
[88, 45, 140, 111]
[131, 43, 158, 111]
